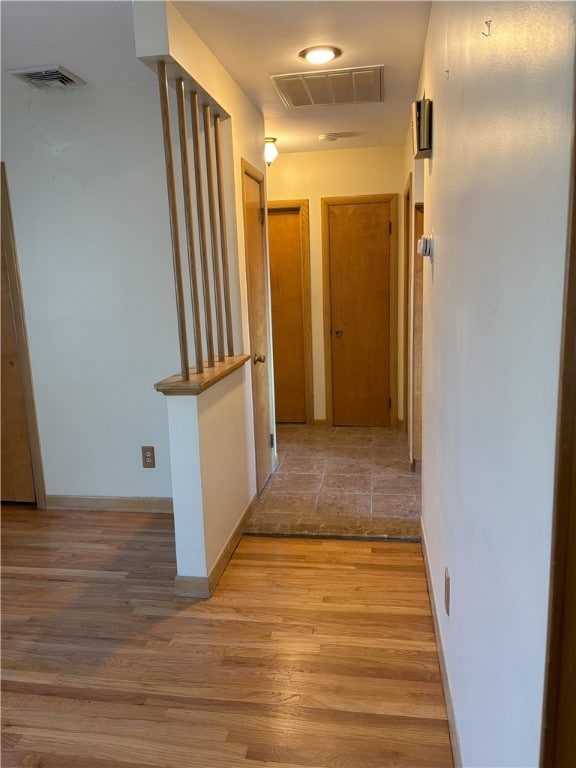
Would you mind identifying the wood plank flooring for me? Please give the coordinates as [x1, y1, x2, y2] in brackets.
[2, 506, 453, 767]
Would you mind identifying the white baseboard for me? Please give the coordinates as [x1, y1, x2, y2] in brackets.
[421, 517, 463, 768]
[175, 494, 258, 599]
[45, 495, 173, 514]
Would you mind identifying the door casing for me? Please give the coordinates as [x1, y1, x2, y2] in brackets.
[403, 174, 412, 432]
[411, 203, 424, 470]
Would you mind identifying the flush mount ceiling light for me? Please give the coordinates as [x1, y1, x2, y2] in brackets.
[298, 46, 342, 66]
[264, 137, 279, 166]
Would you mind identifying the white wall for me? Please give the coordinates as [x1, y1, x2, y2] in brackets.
[3, 83, 177, 497]
[266, 146, 405, 421]
[134, 0, 271, 495]
[418, 3, 575, 766]
[198, 367, 251, 571]
[2, 0, 268, 508]
[165, 365, 251, 579]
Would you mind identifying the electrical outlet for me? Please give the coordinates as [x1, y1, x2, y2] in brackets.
[141, 446, 156, 469]
[444, 567, 450, 616]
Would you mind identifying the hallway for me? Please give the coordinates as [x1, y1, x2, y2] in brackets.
[244, 425, 421, 539]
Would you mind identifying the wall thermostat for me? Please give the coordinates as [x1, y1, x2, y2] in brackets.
[417, 234, 434, 262]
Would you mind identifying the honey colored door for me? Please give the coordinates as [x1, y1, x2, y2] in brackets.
[412, 204, 425, 465]
[328, 200, 392, 427]
[1, 205, 35, 502]
[242, 162, 273, 492]
[268, 209, 306, 423]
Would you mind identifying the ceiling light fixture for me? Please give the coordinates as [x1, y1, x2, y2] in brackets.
[264, 137, 278, 166]
[298, 46, 342, 66]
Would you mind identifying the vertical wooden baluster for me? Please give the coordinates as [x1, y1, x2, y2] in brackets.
[191, 92, 215, 367]
[214, 114, 234, 357]
[175, 78, 204, 374]
[157, 60, 189, 380]
[203, 103, 225, 363]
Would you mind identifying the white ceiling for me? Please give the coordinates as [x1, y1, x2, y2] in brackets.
[176, 1, 430, 152]
[1, 1, 431, 154]
[1, 2, 155, 89]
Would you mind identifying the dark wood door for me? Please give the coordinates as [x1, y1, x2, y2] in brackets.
[242, 162, 272, 492]
[268, 209, 306, 423]
[328, 200, 392, 427]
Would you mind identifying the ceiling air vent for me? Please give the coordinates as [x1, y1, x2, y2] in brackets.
[271, 65, 384, 109]
[9, 66, 86, 89]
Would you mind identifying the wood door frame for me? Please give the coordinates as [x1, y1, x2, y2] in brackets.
[241, 158, 274, 491]
[1, 163, 46, 508]
[411, 203, 425, 472]
[403, 175, 412, 433]
[540, 99, 576, 767]
[322, 194, 399, 427]
[267, 199, 313, 424]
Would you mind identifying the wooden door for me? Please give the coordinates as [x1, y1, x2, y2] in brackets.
[268, 204, 310, 423]
[412, 204, 424, 467]
[541, 117, 576, 768]
[1, 165, 36, 503]
[403, 176, 412, 431]
[326, 197, 397, 427]
[1, 247, 35, 502]
[242, 161, 273, 492]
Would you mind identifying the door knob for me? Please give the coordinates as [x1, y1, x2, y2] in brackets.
[253, 354, 266, 364]
[334, 329, 343, 338]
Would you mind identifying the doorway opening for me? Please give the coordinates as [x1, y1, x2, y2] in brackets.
[244, 190, 418, 540]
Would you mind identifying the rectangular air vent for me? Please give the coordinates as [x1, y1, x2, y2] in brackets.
[271, 66, 384, 109]
[9, 66, 86, 89]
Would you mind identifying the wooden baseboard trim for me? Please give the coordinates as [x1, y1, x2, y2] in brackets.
[421, 518, 463, 768]
[411, 458, 422, 474]
[45, 495, 173, 514]
[208, 494, 257, 593]
[312, 419, 329, 426]
[175, 494, 258, 599]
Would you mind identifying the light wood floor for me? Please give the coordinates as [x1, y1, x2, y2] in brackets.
[2, 506, 453, 768]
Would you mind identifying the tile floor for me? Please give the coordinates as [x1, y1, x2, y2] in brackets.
[243, 424, 422, 539]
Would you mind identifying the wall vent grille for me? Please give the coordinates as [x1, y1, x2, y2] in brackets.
[9, 66, 86, 89]
[271, 66, 384, 109]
